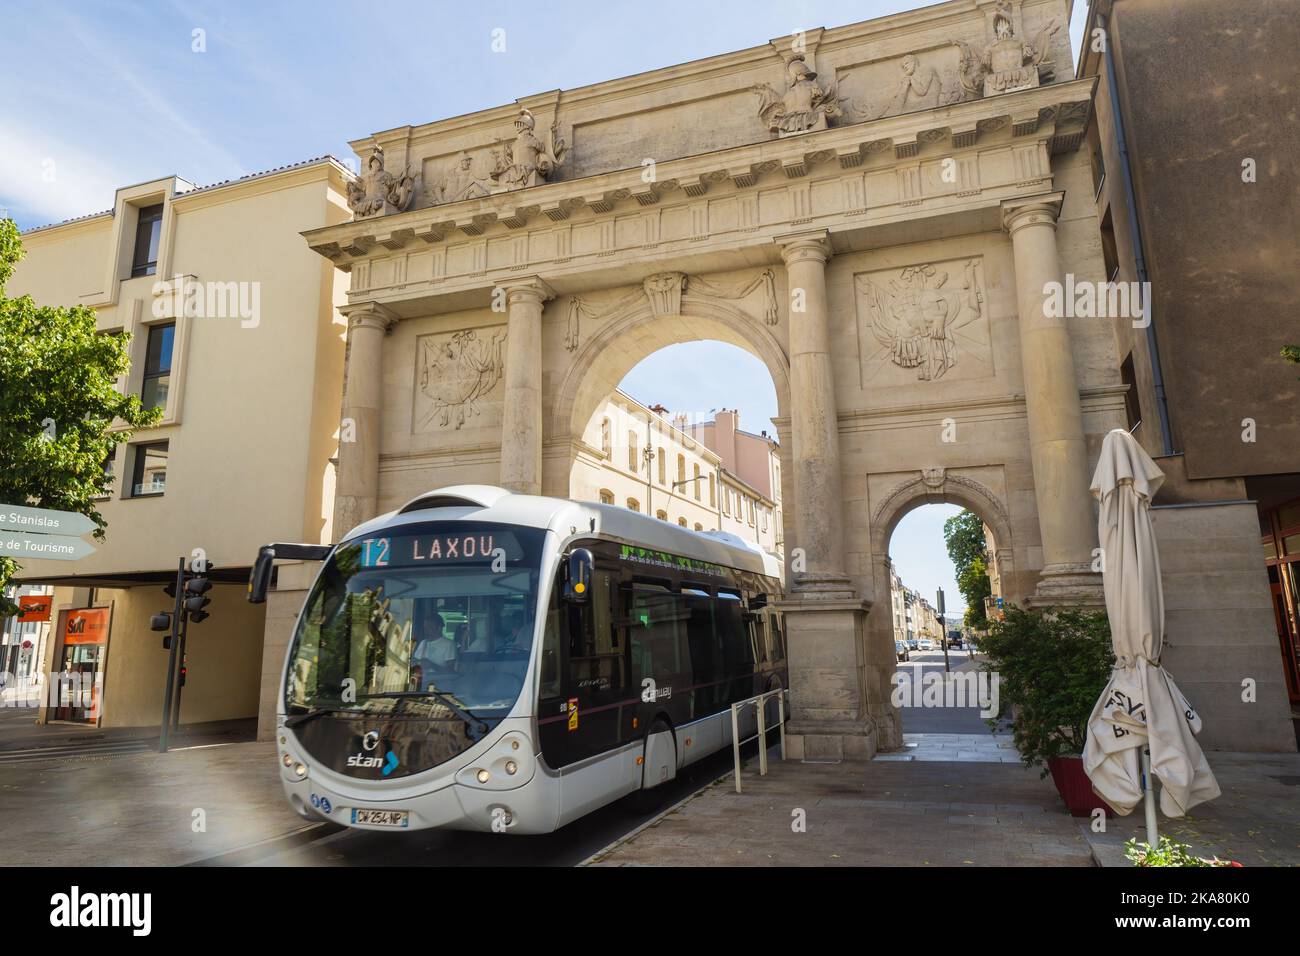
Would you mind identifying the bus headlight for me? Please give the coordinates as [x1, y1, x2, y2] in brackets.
[293, 762, 308, 779]
[505, 760, 518, 775]
[282, 753, 293, 768]
[476, 769, 491, 784]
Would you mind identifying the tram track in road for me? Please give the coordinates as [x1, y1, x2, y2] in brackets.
[225, 738, 769, 867]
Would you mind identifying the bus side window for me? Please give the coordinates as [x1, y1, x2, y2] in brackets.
[539, 574, 562, 700]
[567, 570, 624, 699]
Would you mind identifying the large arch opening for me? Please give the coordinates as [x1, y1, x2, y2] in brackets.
[866, 472, 1017, 754]
[550, 299, 793, 568]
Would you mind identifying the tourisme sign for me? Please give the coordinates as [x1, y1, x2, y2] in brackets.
[0, 504, 97, 562]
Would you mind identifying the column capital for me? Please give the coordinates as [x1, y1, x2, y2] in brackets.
[341, 301, 399, 333]
[499, 276, 556, 307]
[1001, 192, 1064, 236]
[776, 230, 832, 266]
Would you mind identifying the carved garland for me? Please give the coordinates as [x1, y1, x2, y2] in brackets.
[561, 269, 779, 352]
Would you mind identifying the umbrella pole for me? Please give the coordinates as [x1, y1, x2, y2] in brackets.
[1142, 746, 1159, 846]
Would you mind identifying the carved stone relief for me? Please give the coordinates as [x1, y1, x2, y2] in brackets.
[428, 151, 494, 205]
[561, 268, 778, 353]
[414, 328, 506, 430]
[347, 145, 417, 219]
[752, 54, 843, 137]
[491, 108, 567, 191]
[950, 0, 1060, 100]
[855, 257, 991, 386]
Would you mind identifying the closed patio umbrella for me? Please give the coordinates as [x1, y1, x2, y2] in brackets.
[1084, 429, 1220, 827]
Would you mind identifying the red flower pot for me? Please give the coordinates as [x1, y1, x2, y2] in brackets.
[1048, 756, 1114, 818]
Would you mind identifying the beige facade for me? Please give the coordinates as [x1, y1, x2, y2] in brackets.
[686, 408, 784, 558]
[8, 159, 352, 732]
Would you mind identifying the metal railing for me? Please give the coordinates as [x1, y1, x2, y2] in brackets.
[729, 687, 786, 794]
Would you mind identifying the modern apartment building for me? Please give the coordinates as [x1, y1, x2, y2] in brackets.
[7, 158, 353, 732]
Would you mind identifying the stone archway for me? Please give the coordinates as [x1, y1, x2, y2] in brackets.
[865, 468, 1017, 751]
[543, 292, 793, 520]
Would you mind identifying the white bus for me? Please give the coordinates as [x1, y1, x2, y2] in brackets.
[248, 485, 787, 834]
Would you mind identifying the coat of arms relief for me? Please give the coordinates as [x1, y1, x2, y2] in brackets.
[855, 258, 992, 387]
[414, 328, 507, 431]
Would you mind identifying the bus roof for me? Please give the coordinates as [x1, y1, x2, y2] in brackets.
[343, 485, 784, 581]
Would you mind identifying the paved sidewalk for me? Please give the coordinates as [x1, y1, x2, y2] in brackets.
[0, 739, 314, 865]
[877, 732, 1020, 763]
[586, 748, 1095, 866]
[1082, 751, 1300, 867]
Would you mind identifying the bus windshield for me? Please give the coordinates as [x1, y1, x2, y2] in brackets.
[285, 522, 548, 721]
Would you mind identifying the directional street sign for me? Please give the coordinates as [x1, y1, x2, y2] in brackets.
[0, 504, 98, 537]
[0, 531, 97, 561]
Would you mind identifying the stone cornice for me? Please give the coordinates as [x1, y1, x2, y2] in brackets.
[307, 78, 1095, 275]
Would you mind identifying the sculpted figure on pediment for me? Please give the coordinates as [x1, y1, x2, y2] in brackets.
[752, 54, 842, 136]
[432, 151, 494, 205]
[950, 1, 1061, 101]
[491, 108, 568, 191]
[346, 145, 417, 219]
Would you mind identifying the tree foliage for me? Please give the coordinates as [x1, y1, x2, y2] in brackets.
[0, 218, 160, 612]
[943, 509, 992, 627]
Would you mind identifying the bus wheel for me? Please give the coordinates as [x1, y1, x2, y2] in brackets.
[625, 719, 676, 814]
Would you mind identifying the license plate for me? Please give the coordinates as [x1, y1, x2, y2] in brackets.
[351, 808, 409, 827]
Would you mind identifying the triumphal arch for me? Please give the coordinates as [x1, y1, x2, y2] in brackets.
[304, 0, 1124, 759]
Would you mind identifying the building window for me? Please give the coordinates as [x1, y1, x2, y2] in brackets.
[1120, 352, 1143, 432]
[677, 517, 687, 527]
[598, 488, 614, 505]
[694, 522, 703, 531]
[628, 432, 639, 473]
[656, 509, 668, 521]
[600, 418, 611, 456]
[1099, 207, 1119, 282]
[693, 463, 701, 500]
[677, 454, 685, 485]
[626, 498, 639, 513]
[98, 445, 117, 497]
[657, 448, 666, 485]
[761, 508, 769, 532]
[722, 489, 730, 516]
[130, 204, 164, 278]
[748, 497, 756, 526]
[141, 322, 175, 412]
[708, 472, 716, 507]
[130, 441, 168, 497]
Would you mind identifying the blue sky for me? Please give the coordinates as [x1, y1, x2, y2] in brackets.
[2, 0, 1081, 608]
[0, 0, 1088, 228]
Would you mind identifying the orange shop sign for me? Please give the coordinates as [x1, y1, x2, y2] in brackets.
[17, 595, 52, 622]
[65, 608, 109, 645]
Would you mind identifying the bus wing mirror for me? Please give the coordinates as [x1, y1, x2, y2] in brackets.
[247, 546, 275, 604]
[564, 548, 594, 603]
[749, 593, 769, 611]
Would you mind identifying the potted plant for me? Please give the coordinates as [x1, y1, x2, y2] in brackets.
[1124, 837, 1242, 867]
[979, 605, 1115, 817]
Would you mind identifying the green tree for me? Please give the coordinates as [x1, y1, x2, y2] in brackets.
[943, 509, 992, 628]
[0, 217, 160, 614]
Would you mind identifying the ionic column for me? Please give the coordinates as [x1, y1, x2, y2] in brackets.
[780, 232, 850, 592]
[1001, 195, 1101, 603]
[334, 303, 396, 537]
[499, 278, 554, 495]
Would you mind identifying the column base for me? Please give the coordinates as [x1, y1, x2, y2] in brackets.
[775, 587, 880, 762]
[1027, 562, 1105, 608]
[785, 718, 879, 762]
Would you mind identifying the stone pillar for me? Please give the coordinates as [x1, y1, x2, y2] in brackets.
[780, 232, 851, 593]
[774, 232, 878, 762]
[1002, 195, 1102, 604]
[499, 278, 553, 495]
[334, 304, 396, 538]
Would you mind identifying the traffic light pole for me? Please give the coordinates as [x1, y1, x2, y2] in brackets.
[937, 587, 950, 674]
[158, 557, 185, 753]
[171, 609, 190, 734]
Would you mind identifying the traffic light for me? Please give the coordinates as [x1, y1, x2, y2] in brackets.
[184, 572, 213, 624]
[150, 611, 172, 632]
